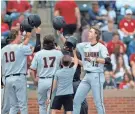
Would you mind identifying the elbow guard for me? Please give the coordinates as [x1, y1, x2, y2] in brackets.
[105, 57, 111, 65]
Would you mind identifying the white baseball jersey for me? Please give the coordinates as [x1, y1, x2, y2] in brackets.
[30, 49, 63, 78]
[1, 44, 33, 76]
[76, 42, 109, 72]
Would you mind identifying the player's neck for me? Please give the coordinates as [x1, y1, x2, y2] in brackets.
[90, 39, 98, 46]
[10, 40, 18, 44]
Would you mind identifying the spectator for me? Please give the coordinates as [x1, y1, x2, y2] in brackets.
[113, 55, 131, 84]
[11, 14, 25, 30]
[107, 31, 126, 55]
[103, 70, 116, 89]
[100, 9, 108, 25]
[54, 0, 81, 36]
[101, 19, 117, 43]
[7, 0, 31, 21]
[130, 53, 135, 81]
[116, 0, 135, 15]
[128, 36, 135, 56]
[1, 17, 10, 38]
[98, 1, 116, 10]
[119, 9, 135, 46]
[1, 0, 11, 23]
[119, 73, 135, 89]
[104, 3, 116, 20]
[111, 45, 130, 71]
[88, 1, 109, 26]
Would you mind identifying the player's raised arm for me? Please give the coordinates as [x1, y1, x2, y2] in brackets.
[34, 27, 41, 52]
[73, 48, 78, 66]
[23, 32, 32, 45]
[57, 30, 66, 44]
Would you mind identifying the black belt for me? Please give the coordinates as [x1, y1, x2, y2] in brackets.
[86, 71, 92, 73]
[39, 77, 52, 79]
[5, 73, 26, 78]
[73, 79, 80, 82]
[86, 71, 103, 74]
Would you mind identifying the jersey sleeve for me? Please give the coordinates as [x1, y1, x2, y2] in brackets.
[76, 43, 86, 55]
[30, 54, 38, 70]
[71, 65, 77, 76]
[100, 44, 109, 58]
[20, 44, 33, 56]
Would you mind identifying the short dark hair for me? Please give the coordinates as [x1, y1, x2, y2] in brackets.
[90, 26, 101, 41]
[112, 31, 120, 37]
[10, 29, 19, 40]
[43, 34, 55, 50]
[6, 29, 19, 43]
[61, 55, 72, 67]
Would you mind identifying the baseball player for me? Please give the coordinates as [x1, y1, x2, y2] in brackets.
[1, 29, 33, 114]
[1, 27, 41, 114]
[30, 35, 63, 114]
[50, 49, 78, 114]
[73, 26, 111, 114]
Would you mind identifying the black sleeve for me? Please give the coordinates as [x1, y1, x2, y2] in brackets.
[76, 51, 82, 60]
[34, 34, 41, 52]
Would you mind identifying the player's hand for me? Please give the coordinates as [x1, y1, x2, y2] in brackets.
[35, 27, 41, 34]
[46, 99, 51, 105]
[55, 45, 61, 50]
[84, 57, 97, 62]
[57, 29, 64, 37]
[26, 32, 32, 38]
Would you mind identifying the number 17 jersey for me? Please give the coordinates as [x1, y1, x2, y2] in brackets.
[30, 49, 63, 78]
[76, 42, 109, 73]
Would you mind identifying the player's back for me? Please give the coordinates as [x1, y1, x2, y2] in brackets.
[55, 65, 77, 96]
[33, 49, 63, 78]
[1, 44, 32, 76]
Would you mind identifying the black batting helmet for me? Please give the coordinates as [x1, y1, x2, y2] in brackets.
[20, 18, 33, 32]
[28, 14, 41, 28]
[65, 36, 77, 49]
[52, 16, 66, 30]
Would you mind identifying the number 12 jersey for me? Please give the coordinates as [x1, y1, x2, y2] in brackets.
[76, 42, 109, 73]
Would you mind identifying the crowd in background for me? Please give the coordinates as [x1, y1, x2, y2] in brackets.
[1, 0, 135, 90]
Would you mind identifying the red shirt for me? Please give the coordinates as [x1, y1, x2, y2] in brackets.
[54, 1, 77, 24]
[7, 0, 31, 13]
[1, 23, 9, 33]
[12, 20, 20, 27]
[130, 53, 135, 63]
[107, 40, 126, 55]
[119, 18, 135, 33]
[119, 82, 128, 89]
